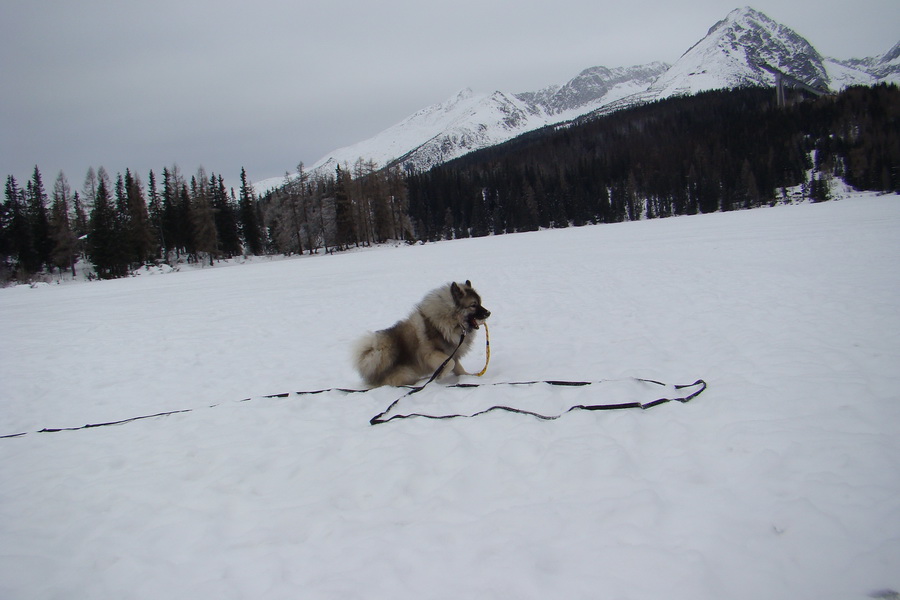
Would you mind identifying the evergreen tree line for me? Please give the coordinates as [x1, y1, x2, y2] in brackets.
[2, 84, 897, 282]
[1, 165, 262, 280]
[404, 84, 900, 240]
[1, 158, 416, 282]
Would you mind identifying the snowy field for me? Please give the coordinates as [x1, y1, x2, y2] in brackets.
[2, 193, 899, 599]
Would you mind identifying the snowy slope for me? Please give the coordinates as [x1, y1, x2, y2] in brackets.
[823, 58, 879, 90]
[308, 88, 549, 177]
[2, 192, 899, 599]
[298, 62, 669, 180]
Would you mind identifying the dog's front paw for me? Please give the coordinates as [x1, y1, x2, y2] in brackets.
[452, 361, 469, 377]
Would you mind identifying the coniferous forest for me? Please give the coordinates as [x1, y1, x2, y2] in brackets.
[405, 84, 900, 240]
[2, 84, 898, 283]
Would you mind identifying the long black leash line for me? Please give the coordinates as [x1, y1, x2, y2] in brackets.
[0, 333, 471, 439]
[367, 378, 708, 425]
[0, 378, 706, 438]
[0, 409, 195, 438]
[362, 332, 707, 424]
[0, 333, 707, 437]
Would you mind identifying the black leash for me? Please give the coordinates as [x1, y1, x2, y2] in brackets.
[1, 330, 707, 436]
[0, 333, 471, 439]
[364, 330, 709, 424]
[0, 376, 706, 438]
[366, 331, 470, 425]
[368, 378, 707, 425]
[0, 409, 195, 439]
[413, 330, 469, 393]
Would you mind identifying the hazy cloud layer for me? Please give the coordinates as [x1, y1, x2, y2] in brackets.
[2, 0, 897, 190]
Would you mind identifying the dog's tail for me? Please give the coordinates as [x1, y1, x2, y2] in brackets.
[353, 331, 415, 387]
[353, 332, 385, 384]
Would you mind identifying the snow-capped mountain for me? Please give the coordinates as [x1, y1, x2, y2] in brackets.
[643, 6, 898, 101]
[307, 88, 548, 179]
[256, 6, 898, 193]
[646, 7, 829, 97]
[829, 40, 900, 86]
[527, 62, 671, 115]
[585, 7, 896, 122]
[299, 61, 669, 180]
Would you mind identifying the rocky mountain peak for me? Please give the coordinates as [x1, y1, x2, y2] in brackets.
[648, 5, 828, 97]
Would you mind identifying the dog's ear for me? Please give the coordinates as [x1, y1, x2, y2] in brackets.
[465, 280, 472, 288]
[451, 282, 462, 300]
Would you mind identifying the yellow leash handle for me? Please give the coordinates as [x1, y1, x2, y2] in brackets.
[474, 321, 490, 376]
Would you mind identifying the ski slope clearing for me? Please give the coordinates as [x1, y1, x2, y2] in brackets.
[2, 193, 899, 599]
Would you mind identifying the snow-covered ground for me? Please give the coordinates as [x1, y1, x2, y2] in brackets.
[2, 192, 899, 599]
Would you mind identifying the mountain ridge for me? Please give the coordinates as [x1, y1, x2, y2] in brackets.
[255, 7, 898, 193]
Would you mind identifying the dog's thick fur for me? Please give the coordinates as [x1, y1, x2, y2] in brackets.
[353, 281, 491, 387]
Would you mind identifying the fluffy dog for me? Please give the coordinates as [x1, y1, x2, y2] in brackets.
[353, 280, 491, 387]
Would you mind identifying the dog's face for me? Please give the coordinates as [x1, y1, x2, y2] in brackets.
[451, 280, 491, 331]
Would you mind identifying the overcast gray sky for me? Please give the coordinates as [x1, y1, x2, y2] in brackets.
[2, 0, 897, 192]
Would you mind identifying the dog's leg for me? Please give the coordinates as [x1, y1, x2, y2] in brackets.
[424, 351, 456, 380]
[381, 366, 422, 387]
[452, 361, 468, 376]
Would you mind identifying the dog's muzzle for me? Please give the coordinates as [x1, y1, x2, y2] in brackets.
[468, 306, 491, 330]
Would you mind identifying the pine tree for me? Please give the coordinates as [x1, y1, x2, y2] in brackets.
[295, 163, 316, 253]
[312, 171, 330, 254]
[88, 168, 125, 279]
[190, 171, 218, 265]
[470, 187, 489, 237]
[624, 172, 640, 221]
[27, 166, 52, 270]
[0, 189, 10, 280]
[176, 181, 194, 259]
[809, 172, 832, 203]
[5, 176, 39, 276]
[333, 165, 355, 249]
[160, 166, 179, 262]
[737, 159, 762, 208]
[147, 170, 165, 258]
[50, 171, 78, 277]
[238, 167, 263, 255]
[211, 174, 241, 258]
[72, 191, 88, 237]
[158, 165, 194, 262]
[124, 169, 155, 267]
